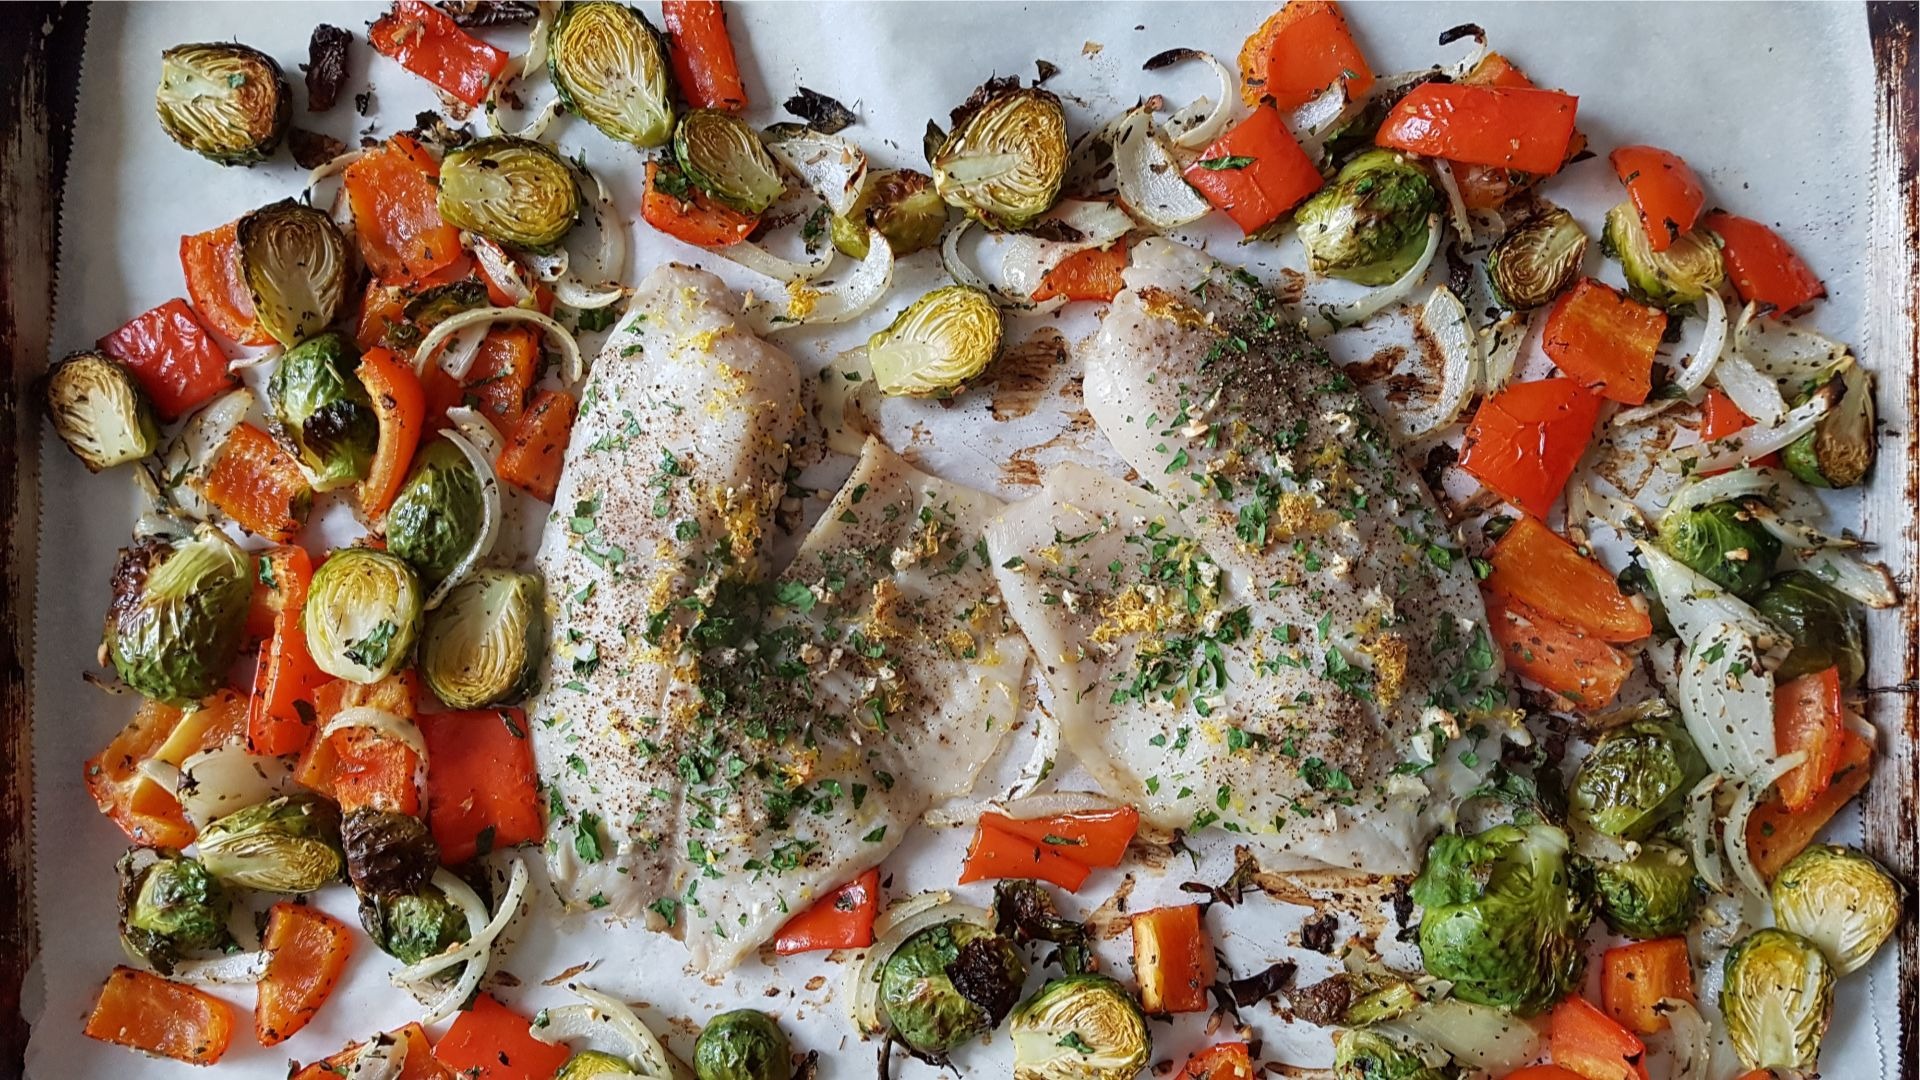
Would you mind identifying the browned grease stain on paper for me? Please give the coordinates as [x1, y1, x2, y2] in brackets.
[988, 327, 1071, 421]
[1001, 408, 1096, 486]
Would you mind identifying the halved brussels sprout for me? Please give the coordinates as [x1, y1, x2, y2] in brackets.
[1570, 719, 1708, 841]
[1009, 974, 1151, 1080]
[1720, 927, 1834, 1073]
[45, 352, 160, 472]
[1296, 150, 1439, 286]
[304, 548, 424, 683]
[931, 79, 1068, 231]
[1602, 201, 1725, 310]
[548, 1, 675, 148]
[694, 1009, 790, 1080]
[155, 42, 291, 165]
[196, 794, 345, 893]
[1332, 1028, 1458, 1080]
[405, 280, 493, 332]
[267, 331, 377, 492]
[342, 806, 440, 897]
[386, 438, 487, 589]
[673, 109, 785, 215]
[438, 136, 582, 253]
[422, 570, 545, 709]
[238, 199, 352, 347]
[832, 169, 948, 259]
[1656, 501, 1782, 600]
[1486, 204, 1587, 310]
[560, 1051, 643, 1080]
[1592, 840, 1701, 940]
[1784, 358, 1874, 489]
[360, 883, 471, 964]
[1752, 571, 1866, 686]
[105, 525, 253, 704]
[867, 286, 1003, 398]
[117, 848, 232, 974]
[1771, 845, 1903, 976]
[880, 920, 1027, 1059]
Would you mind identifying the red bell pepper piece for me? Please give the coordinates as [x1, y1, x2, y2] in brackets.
[1749, 729, 1872, 879]
[662, 0, 749, 112]
[84, 967, 235, 1065]
[180, 220, 273, 346]
[293, 1024, 451, 1080]
[1181, 1042, 1255, 1080]
[98, 298, 236, 421]
[1549, 994, 1651, 1080]
[85, 699, 199, 850]
[368, 0, 508, 108]
[204, 422, 313, 543]
[1773, 666, 1844, 812]
[1459, 377, 1602, 517]
[256, 903, 355, 1046]
[497, 388, 577, 503]
[1131, 904, 1215, 1014]
[774, 866, 882, 954]
[420, 707, 544, 864]
[643, 161, 759, 247]
[1182, 106, 1324, 234]
[1698, 388, 1781, 471]
[1600, 938, 1693, 1037]
[358, 347, 427, 518]
[466, 325, 541, 430]
[295, 675, 423, 815]
[1376, 83, 1579, 175]
[1236, 1, 1374, 110]
[959, 824, 1093, 892]
[344, 134, 467, 285]
[1449, 53, 1589, 211]
[249, 546, 328, 756]
[977, 806, 1141, 868]
[433, 994, 571, 1080]
[473, 236, 556, 313]
[1703, 211, 1826, 317]
[1485, 516, 1652, 643]
[1485, 591, 1632, 713]
[1502, 1069, 1591, 1080]
[1032, 240, 1130, 303]
[1542, 279, 1667, 405]
[1610, 146, 1706, 252]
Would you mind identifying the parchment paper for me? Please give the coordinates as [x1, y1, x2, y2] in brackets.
[27, 3, 1902, 1077]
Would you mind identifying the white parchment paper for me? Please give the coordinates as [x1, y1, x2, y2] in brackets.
[28, 2, 1902, 1077]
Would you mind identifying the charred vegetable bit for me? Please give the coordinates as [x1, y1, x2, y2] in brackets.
[549, 1, 677, 148]
[45, 352, 160, 473]
[304, 25, 351, 113]
[992, 879, 1092, 974]
[341, 806, 439, 898]
[156, 42, 292, 165]
[879, 920, 1027, 1061]
[785, 86, 856, 134]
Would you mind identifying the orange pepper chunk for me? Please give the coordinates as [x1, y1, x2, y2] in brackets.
[84, 966, 235, 1065]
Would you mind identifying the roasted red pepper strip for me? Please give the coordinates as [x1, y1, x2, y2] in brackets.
[1376, 83, 1579, 176]
[248, 546, 328, 757]
[774, 866, 881, 954]
[1610, 145, 1706, 252]
[1236, 0, 1374, 110]
[1031, 241, 1130, 303]
[1749, 729, 1872, 879]
[958, 823, 1092, 892]
[1542, 278, 1667, 406]
[1548, 994, 1651, 1080]
[1698, 388, 1781, 472]
[85, 699, 198, 850]
[98, 298, 236, 421]
[204, 422, 313, 543]
[256, 903, 354, 1047]
[1774, 666, 1844, 812]
[180, 220, 273, 346]
[344, 134, 466, 286]
[84, 967, 235, 1065]
[497, 388, 577, 503]
[977, 806, 1141, 867]
[1703, 211, 1826, 317]
[1485, 516, 1651, 643]
[1459, 377, 1602, 517]
[643, 161, 759, 247]
[433, 994, 571, 1080]
[420, 707, 543, 864]
[1485, 591, 1632, 713]
[1449, 52, 1589, 211]
[1131, 904, 1215, 1014]
[662, 0, 749, 112]
[358, 346, 427, 518]
[369, 0, 509, 108]
[293, 1023, 451, 1080]
[1181, 1043, 1256, 1080]
[1182, 105, 1323, 234]
[1600, 938, 1693, 1036]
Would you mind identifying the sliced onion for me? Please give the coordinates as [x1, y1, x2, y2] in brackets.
[938, 218, 1066, 314]
[1795, 547, 1899, 609]
[553, 165, 629, 310]
[304, 147, 367, 203]
[438, 322, 492, 381]
[445, 405, 506, 460]
[1662, 466, 1820, 522]
[1732, 301, 1849, 379]
[531, 985, 677, 1079]
[471, 236, 540, 308]
[1662, 998, 1713, 1080]
[1289, 81, 1365, 161]
[1684, 774, 1727, 894]
[996, 199, 1136, 300]
[342, 1034, 411, 1080]
[1712, 348, 1787, 426]
[1112, 107, 1211, 230]
[710, 235, 836, 284]
[414, 305, 585, 385]
[175, 744, 292, 828]
[748, 227, 894, 333]
[1394, 998, 1542, 1074]
[765, 127, 870, 217]
[161, 388, 253, 520]
[1008, 706, 1064, 801]
[1674, 387, 1832, 474]
[484, 57, 562, 141]
[1739, 500, 1862, 552]
[816, 349, 881, 456]
[1429, 159, 1473, 246]
[1480, 311, 1528, 393]
[424, 429, 503, 609]
[1315, 214, 1442, 334]
[1671, 289, 1729, 398]
[172, 950, 268, 985]
[1844, 710, 1879, 745]
[1727, 751, 1807, 897]
[1396, 285, 1477, 439]
[1635, 545, 1778, 649]
[848, 892, 992, 1036]
[320, 706, 429, 763]
[1676, 621, 1778, 780]
[990, 790, 1125, 820]
[1152, 50, 1236, 149]
[396, 858, 530, 1025]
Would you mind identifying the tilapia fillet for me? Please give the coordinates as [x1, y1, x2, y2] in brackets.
[989, 240, 1503, 875]
[529, 267, 1023, 970]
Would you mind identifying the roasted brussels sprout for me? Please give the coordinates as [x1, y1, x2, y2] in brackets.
[1592, 840, 1702, 940]
[1784, 358, 1874, 489]
[1752, 571, 1866, 686]
[104, 525, 253, 704]
[1486, 204, 1587, 311]
[1295, 150, 1439, 286]
[438, 136, 582, 253]
[1331, 1028, 1458, 1080]
[1656, 501, 1782, 600]
[421, 570, 544, 708]
[832, 169, 948, 259]
[239, 200, 353, 347]
[1720, 927, 1834, 1073]
[45, 352, 161, 473]
[304, 548, 424, 683]
[1601, 201, 1724, 310]
[1411, 823, 1591, 1016]
[559, 1051, 644, 1080]
[267, 331, 377, 491]
[548, 1, 675, 149]
[1771, 845, 1904, 976]
[694, 1009, 790, 1080]
[1569, 719, 1708, 840]
[992, 879, 1092, 976]
[155, 42, 291, 165]
[673, 109, 785, 215]
[1008, 975, 1150, 1080]
[404, 280, 492, 334]
[342, 806, 440, 898]
[867, 285, 1003, 398]
[931, 79, 1068, 231]
[386, 439, 487, 590]
[117, 848, 232, 974]
[196, 794, 345, 893]
[360, 883, 471, 965]
[879, 920, 1027, 1059]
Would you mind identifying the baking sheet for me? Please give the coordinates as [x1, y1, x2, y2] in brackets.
[23, 2, 1908, 1077]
